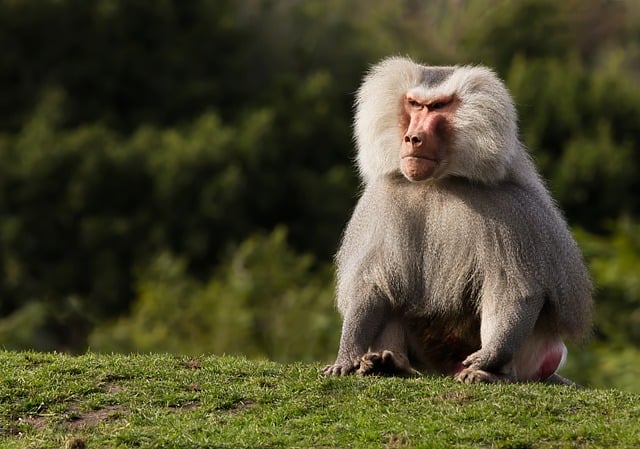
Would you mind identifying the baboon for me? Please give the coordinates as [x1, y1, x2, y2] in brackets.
[322, 57, 592, 384]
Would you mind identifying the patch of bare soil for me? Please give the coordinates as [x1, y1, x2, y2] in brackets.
[11, 404, 126, 436]
[18, 414, 48, 432]
[167, 400, 201, 411]
[66, 405, 126, 430]
[225, 399, 256, 414]
[102, 382, 124, 394]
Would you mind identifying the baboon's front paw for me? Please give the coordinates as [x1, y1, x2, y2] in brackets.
[454, 367, 503, 384]
[356, 350, 412, 376]
[322, 361, 359, 376]
[356, 352, 383, 375]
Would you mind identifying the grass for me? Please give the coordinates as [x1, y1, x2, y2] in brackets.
[0, 351, 639, 448]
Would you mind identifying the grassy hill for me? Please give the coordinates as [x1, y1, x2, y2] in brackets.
[0, 351, 638, 448]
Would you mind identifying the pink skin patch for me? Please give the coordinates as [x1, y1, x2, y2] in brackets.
[515, 338, 568, 381]
[532, 340, 567, 380]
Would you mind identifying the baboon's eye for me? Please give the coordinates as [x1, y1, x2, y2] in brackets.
[429, 101, 448, 110]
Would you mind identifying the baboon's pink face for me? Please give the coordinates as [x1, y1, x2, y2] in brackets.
[399, 93, 458, 182]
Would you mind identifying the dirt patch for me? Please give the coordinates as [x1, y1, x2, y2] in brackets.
[66, 405, 126, 430]
[224, 399, 256, 414]
[102, 382, 124, 394]
[168, 400, 200, 411]
[12, 404, 126, 435]
[17, 414, 48, 432]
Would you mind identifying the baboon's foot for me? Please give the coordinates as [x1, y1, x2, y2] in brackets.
[454, 367, 509, 384]
[322, 360, 359, 376]
[356, 350, 413, 376]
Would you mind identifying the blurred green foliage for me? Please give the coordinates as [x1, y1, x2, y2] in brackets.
[0, 0, 639, 391]
[89, 227, 339, 361]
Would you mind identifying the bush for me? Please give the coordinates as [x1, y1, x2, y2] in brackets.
[89, 228, 340, 362]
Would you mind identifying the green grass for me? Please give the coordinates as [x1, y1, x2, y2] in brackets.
[0, 351, 639, 448]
